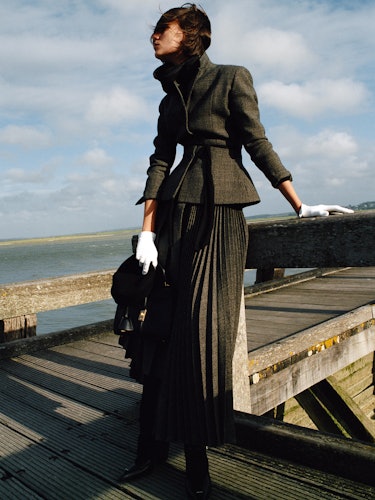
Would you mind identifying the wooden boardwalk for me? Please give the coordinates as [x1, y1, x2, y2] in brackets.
[0, 267, 374, 499]
[245, 267, 375, 352]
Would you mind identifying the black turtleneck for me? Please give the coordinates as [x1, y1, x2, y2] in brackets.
[153, 55, 200, 100]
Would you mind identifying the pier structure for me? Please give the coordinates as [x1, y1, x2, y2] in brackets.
[0, 211, 374, 498]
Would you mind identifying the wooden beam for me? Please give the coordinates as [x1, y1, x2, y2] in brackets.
[0, 315, 37, 343]
[246, 210, 375, 268]
[235, 411, 375, 487]
[248, 304, 375, 415]
[294, 374, 375, 442]
[0, 270, 113, 318]
[0, 320, 112, 360]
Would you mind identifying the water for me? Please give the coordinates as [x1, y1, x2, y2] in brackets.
[0, 231, 306, 335]
[0, 231, 135, 335]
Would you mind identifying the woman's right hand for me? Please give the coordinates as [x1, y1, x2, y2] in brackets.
[136, 231, 158, 274]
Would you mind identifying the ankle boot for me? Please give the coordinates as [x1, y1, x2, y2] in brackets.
[184, 445, 211, 499]
[118, 435, 169, 483]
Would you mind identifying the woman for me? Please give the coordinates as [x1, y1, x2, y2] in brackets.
[119, 4, 352, 498]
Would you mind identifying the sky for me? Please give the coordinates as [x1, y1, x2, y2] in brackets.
[0, 0, 374, 239]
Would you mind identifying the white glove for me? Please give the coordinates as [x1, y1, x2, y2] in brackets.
[136, 231, 158, 275]
[298, 203, 354, 218]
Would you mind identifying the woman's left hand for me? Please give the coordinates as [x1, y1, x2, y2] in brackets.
[136, 231, 158, 274]
[299, 203, 354, 218]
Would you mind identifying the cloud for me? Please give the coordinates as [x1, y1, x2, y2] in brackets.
[217, 27, 316, 77]
[258, 78, 370, 118]
[4, 163, 56, 184]
[78, 148, 114, 167]
[304, 130, 358, 158]
[86, 87, 149, 125]
[0, 125, 51, 148]
[281, 126, 369, 192]
[0, 0, 374, 239]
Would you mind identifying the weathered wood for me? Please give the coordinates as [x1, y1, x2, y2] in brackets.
[277, 397, 317, 430]
[334, 353, 374, 397]
[0, 270, 113, 319]
[303, 376, 375, 442]
[277, 354, 375, 430]
[255, 267, 285, 283]
[247, 210, 375, 268]
[294, 389, 349, 437]
[1, 330, 374, 498]
[232, 290, 252, 413]
[0, 314, 37, 343]
[248, 304, 375, 415]
[248, 303, 375, 375]
[235, 410, 375, 487]
[0, 320, 112, 360]
[1, 212, 374, 321]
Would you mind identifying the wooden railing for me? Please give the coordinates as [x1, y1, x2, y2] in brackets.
[1, 210, 374, 344]
[1, 210, 374, 485]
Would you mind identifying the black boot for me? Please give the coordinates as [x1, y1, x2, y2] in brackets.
[184, 445, 211, 499]
[118, 376, 169, 483]
[118, 457, 153, 482]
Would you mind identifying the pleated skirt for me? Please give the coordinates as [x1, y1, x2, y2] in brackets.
[153, 201, 248, 447]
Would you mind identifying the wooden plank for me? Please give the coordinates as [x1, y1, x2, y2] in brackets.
[0, 369, 140, 446]
[235, 411, 375, 489]
[3, 371, 371, 500]
[0, 314, 36, 343]
[0, 423, 129, 500]
[244, 268, 375, 352]
[0, 270, 114, 318]
[0, 468, 45, 500]
[294, 376, 375, 442]
[14, 347, 136, 390]
[2, 408, 371, 500]
[334, 353, 374, 396]
[248, 304, 374, 374]
[0, 356, 141, 416]
[248, 308, 375, 415]
[250, 328, 375, 415]
[0, 320, 113, 360]
[49, 342, 132, 375]
[1, 325, 375, 498]
[246, 210, 375, 268]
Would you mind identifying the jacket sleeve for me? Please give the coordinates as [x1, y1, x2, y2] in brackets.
[137, 98, 177, 203]
[229, 66, 292, 187]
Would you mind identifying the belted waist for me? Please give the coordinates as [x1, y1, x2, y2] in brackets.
[181, 138, 241, 156]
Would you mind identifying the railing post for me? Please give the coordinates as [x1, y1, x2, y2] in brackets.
[255, 267, 285, 283]
[0, 314, 37, 343]
[233, 289, 252, 413]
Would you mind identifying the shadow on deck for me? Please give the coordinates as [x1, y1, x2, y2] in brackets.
[0, 329, 374, 499]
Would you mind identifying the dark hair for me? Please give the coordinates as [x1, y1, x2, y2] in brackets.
[152, 3, 211, 57]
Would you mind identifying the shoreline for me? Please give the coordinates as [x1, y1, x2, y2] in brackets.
[0, 214, 295, 247]
[0, 228, 139, 247]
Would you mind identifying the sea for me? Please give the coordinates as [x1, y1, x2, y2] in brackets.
[0, 231, 136, 335]
[0, 230, 304, 336]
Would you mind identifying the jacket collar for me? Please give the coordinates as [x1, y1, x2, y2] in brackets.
[153, 53, 210, 93]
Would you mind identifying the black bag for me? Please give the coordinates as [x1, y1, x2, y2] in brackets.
[138, 280, 173, 340]
[112, 256, 173, 342]
[111, 254, 157, 305]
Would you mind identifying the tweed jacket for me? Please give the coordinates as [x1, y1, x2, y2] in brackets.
[139, 53, 292, 206]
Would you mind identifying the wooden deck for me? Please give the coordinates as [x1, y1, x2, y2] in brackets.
[246, 267, 375, 352]
[1, 267, 375, 499]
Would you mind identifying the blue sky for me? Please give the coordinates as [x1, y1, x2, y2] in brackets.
[0, 0, 374, 239]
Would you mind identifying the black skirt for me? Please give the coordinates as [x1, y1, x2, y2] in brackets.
[144, 201, 249, 447]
